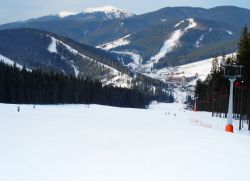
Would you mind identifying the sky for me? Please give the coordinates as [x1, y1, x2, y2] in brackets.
[0, 0, 249, 24]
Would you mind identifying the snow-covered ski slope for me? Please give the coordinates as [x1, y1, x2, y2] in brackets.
[0, 103, 250, 181]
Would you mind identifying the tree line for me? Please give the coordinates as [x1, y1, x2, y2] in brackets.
[195, 26, 250, 130]
[0, 62, 153, 108]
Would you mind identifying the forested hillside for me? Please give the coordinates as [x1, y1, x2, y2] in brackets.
[0, 62, 174, 107]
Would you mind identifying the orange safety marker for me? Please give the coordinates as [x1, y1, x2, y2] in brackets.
[225, 124, 234, 133]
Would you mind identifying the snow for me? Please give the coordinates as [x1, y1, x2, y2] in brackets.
[184, 18, 197, 31]
[56, 11, 78, 18]
[97, 34, 131, 50]
[149, 19, 197, 68]
[102, 73, 132, 88]
[195, 28, 212, 48]
[47, 37, 58, 53]
[150, 29, 183, 63]
[145, 53, 235, 85]
[126, 52, 141, 67]
[46, 35, 132, 86]
[112, 51, 142, 69]
[174, 20, 185, 28]
[46, 35, 121, 77]
[70, 62, 80, 77]
[226, 30, 233, 35]
[0, 102, 250, 181]
[0, 54, 23, 69]
[84, 6, 134, 18]
[195, 34, 205, 47]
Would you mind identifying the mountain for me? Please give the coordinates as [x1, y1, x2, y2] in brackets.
[0, 6, 246, 69]
[4, 6, 134, 24]
[0, 28, 134, 87]
[0, 6, 249, 88]
[0, 28, 172, 92]
[102, 17, 239, 71]
[65, 6, 135, 22]
[22, 12, 78, 23]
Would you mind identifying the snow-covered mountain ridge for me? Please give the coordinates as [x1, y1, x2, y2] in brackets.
[0, 6, 243, 71]
[83, 6, 134, 19]
[44, 6, 135, 21]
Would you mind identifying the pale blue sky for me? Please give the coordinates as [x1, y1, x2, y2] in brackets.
[0, 0, 249, 24]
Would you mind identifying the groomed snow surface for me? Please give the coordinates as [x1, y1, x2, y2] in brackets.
[0, 102, 250, 181]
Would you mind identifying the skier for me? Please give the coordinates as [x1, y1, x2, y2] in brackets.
[17, 106, 20, 112]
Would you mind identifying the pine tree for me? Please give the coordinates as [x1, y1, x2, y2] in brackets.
[237, 25, 250, 71]
[211, 57, 219, 76]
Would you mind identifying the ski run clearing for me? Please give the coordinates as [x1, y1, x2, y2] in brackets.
[97, 34, 131, 50]
[148, 18, 197, 69]
[0, 102, 250, 181]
